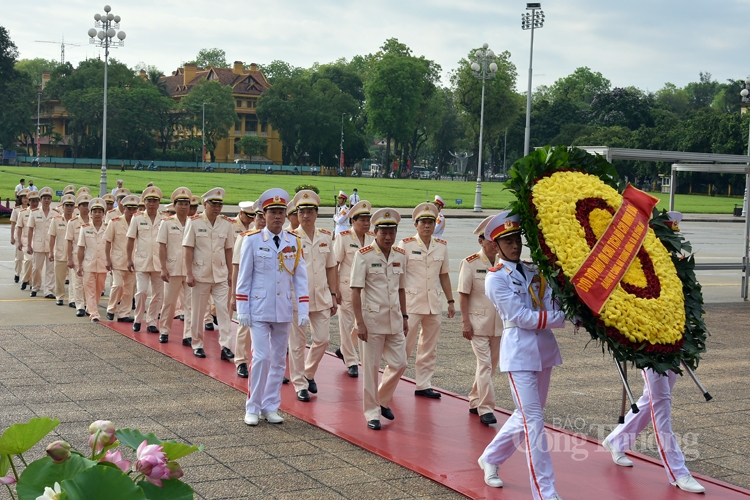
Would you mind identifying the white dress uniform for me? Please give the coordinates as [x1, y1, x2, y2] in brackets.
[27, 192, 56, 296]
[333, 214, 375, 370]
[104, 206, 136, 321]
[433, 195, 446, 239]
[333, 193, 350, 235]
[237, 188, 309, 419]
[478, 212, 567, 500]
[77, 199, 109, 322]
[65, 195, 92, 313]
[16, 204, 34, 286]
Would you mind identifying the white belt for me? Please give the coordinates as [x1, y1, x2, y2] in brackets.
[503, 321, 517, 329]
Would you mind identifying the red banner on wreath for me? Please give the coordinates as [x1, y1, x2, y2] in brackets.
[572, 185, 660, 314]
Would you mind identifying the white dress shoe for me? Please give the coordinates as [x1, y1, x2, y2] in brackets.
[477, 457, 503, 488]
[672, 475, 706, 493]
[244, 413, 259, 426]
[603, 439, 633, 467]
[262, 411, 284, 424]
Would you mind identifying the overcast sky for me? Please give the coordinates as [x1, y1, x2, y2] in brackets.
[5, 0, 750, 93]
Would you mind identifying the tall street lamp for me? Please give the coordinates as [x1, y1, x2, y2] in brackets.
[522, 2, 544, 157]
[36, 92, 41, 163]
[470, 43, 498, 212]
[88, 4, 126, 196]
[202, 102, 208, 169]
[740, 78, 750, 299]
[340, 112, 347, 170]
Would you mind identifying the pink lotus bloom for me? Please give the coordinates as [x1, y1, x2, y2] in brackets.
[100, 449, 131, 473]
[46, 440, 71, 463]
[135, 440, 170, 487]
[166, 461, 184, 480]
[88, 420, 117, 453]
[0, 472, 16, 485]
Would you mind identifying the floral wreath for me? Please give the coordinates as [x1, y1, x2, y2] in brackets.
[505, 146, 708, 375]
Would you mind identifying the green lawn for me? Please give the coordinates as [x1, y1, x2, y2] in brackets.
[1, 167, 743, 213]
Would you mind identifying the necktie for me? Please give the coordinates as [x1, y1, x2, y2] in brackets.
[274, 235, 280, 248]
[516, 262, 526, 279]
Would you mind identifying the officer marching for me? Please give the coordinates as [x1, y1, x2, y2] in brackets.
[76, 198, 109, 322]
[104, 195, 139, 322]
[66, 194, 92, 316]
[231, 201, 258, 378]
[48, 194, 77, 306]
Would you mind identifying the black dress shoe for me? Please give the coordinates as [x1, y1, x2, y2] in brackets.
[92, 318, 99, 323]
[367, 420, 381, 430]
[347, 365, 358, 377]
[193, 348, 206, 358]
[69, 302, 76, 308]
[204, 323, 214, 331]
[178, 315, 184, 321]
[21, 282, 28, 290]
[182, 338, 192, 346]
[117, 317, 134, 323]
[158, 334, 168, 343]
[212, 315, 218, 325]
[221, 347, 235, 360]
[56, 300, 63, 306]
[480, 413, 498, 425]
[469, 408, 479, 415]
[335, 348, 345, 363]
[147, 325, 159, 334]
[14, 275, 19, 283]
[29, 291, 37, 297]
[106, 312, 115, 321]
[237, 363, 248, 378]
[296, 389, 310, 402]
[132, 323, 141, 332]
[380, 406, 394, 420]
[132, 299, 136, 310]
[76, 309, 86, 317]
[44, 294, 55, 299]
[282, 377, 290, 384]
[415, 388, 441, 399]
[65, 279, 69, 285]
[305, 377, 317, 394]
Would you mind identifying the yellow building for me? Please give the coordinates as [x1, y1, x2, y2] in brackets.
[162, 61, 282, 164]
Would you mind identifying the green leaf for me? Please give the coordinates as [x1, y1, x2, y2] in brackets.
[60, 464, 147, 500]
[0, 454, 9, 478]
[0, 417, 60, 455]
[140, 478, 194, 500]
[115, 429, 161, 452]
[16, 455, 96, 500]
[160, 442, 203, 461]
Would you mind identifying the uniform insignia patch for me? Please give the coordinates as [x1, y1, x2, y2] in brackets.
[466, 253, 480, 262]
[359, 246, 373, 254]
[435, 238, 447, 245]
[477, 269, 487, 274]
[393, 262, 401, 267]
[319, 228, 332, 235]
[403, 237, 416, 243]
[259, 247, 270, 252]
[366, 231, 375, 236]
[320, 243, 328, 248]
[350, 243, 359, 248]
[241, 229, 261, 237]
[371, 263, 382, 267]
[340, 230, 351, 235]
[489, 263, 505, 272]
[393, 247, 405, 254]
[190, 214, 201, 219]
[197, 229, 207, 232]
[411, 250, 422, 255]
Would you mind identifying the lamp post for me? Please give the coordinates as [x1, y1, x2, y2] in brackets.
[740, 78, 750, 300]
[470, 43, 498, 212]
[340, 112, 347, 170]
[202, 102, 207, 170]
[88, 4, 126, 196]
[521, 2, 544, 157]
[36, 92, 41, 163]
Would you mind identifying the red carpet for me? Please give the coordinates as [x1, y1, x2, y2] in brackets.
[104, 319, 750, 499]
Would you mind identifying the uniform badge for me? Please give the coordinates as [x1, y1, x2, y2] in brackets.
[412, 250, 421, 255]
[476, 269, 487, 274]
[371, 263, 382, 267]
[350, 244, 359, 248]
[392, 262, 401, 267]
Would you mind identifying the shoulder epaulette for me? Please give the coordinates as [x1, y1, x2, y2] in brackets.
[466, 253, 480, 263]
[52, 214, 62, 219]
[243, 229, 262, 237]
[189, 214, 201, 220]
[489, 263, 504, 272]
[81, 223, 90, 227]
[221, 214, 233, 221]
[111, 216, 121, 222]
[359, 245, 374, 254]
[402, 237, 416, 243]
[319, 228, 332, 235]
[135, 210, 144, 216]
[393, 246, 406, 254]
[107, 208, 117, 213]
[366, 230, 375, 236]
[340, 229, 351, 236]
[435, 238, 447, 245]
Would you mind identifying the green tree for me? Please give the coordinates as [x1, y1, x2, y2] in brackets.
[547, 66, 611, 106]
[181, 79, 237, 162]
[587, 87, 654, 130]
[654, 82, 690, 115]
[685, 72, 719, 110]
[15, 58, 60, 87]
[0, 27, 35, 152]
[257, 60, 305, 84]
[187, 48, 229, 68]
[425, 87, 465, 172]
[236, 136, 268, 157]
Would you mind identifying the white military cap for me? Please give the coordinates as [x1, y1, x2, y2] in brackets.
[102, 193, 116, 203]
[63, 184, 76, 195]
[338, 190, 348, 199]
[433, 195, 445, 207]
[258, 188, 290, 210]
[77, 186, 91, 196]
[27, 190, 40, 200]
[114, 188, 131, 198]
[18, 189, 29, 198]
[75, 194, 92, 206]
[171, 187, 192, 202]
[286, 200, 298, 216]
[349, 200, 372, 219]
[38, 187, 54, 198]
[293, 189, 321, 208]
[412, 202, 438, 221]
[239, 201, 255, 214]
[190, 195, 201, 206]
[60, 194, 76, 205]
[89, 197, 106, 211]
[371, 208, 400, 228]
[142, 186, 163, 200]
[485, 210, 521, 242]
[473, 216, 494, 236]
[202, 187, 225, 203]
[120, 195, 140, 208]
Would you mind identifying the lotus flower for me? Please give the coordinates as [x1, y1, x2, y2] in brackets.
[135, 440, 170, 487]
[100, 449, 131, 473]
[0, 472, 16, 485]
[88, 420, 117, 453]
[35, 482, 61, 500]
[166, 461, 184, 479]
[46, 440, 71, 463]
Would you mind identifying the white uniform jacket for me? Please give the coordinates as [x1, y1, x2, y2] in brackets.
[236, 227, 309, 324]
[434, 212, 445, 238]
[332, 205, 350, 235]
[485, 259, 566, 372]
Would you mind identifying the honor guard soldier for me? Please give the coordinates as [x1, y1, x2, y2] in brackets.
[157, 188, 193, 344]
[432, 195, 446, 238]
[183, 188, 235, 360]
[48, 194, 77, 306]
[458, 216, 502, 425]
[332, 200, 375, 377]
[231, 201, 257, 378]
[477, 211, 567, 500]
[127, 186, 164, 333]
[66, 194, 91, 316]
[104, 195, 138, 322]
[236, 188, 309, 426]
[602, 211, 705, 494]
[10, 189, 29, 284]
[333, 191, 350, 235]
[76, 198, 109, 322]
[381, 202, 455, 400]
[27, 187, 56, 298]
[350, 208, 408, 430]
[288, 190, 339, 401]
[15, 189, 39, 290]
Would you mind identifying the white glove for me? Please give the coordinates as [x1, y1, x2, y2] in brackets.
[298, 314, 309, 327]
[238, 313, 252, 327]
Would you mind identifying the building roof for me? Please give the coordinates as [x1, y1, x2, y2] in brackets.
[162, 64, 271, 99]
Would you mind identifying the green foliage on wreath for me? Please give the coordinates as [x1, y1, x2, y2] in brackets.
[295, 184, 319, 194]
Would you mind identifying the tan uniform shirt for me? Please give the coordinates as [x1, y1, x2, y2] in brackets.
[350, 242, 407, 335]
[65, 215, 86, 247]
[396, 235, 450, 315]
[103, 216, 132, 271]
[126, 211, 162, 272]
[457, 249, 503, 337]
[27, 208, 55, 253]
[48, 215, 72, 261]
[231, 217, 250, 240]
[295, 226, 336, 312]
[333, 229, 375, 292]
[16, 208, 32, 240]
[10, 207, 22, 226]
[77, 222, 108, 273]
[182, 213, 234, 283]
[105, 207, 123, 224]
[156, 215, 188, 277]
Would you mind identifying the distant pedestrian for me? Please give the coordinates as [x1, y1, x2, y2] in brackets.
[348, 189, 360, 206]
[111, 179, 124, 197]
[14, 179, 25, 197]
[28, 181, 38, 192]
